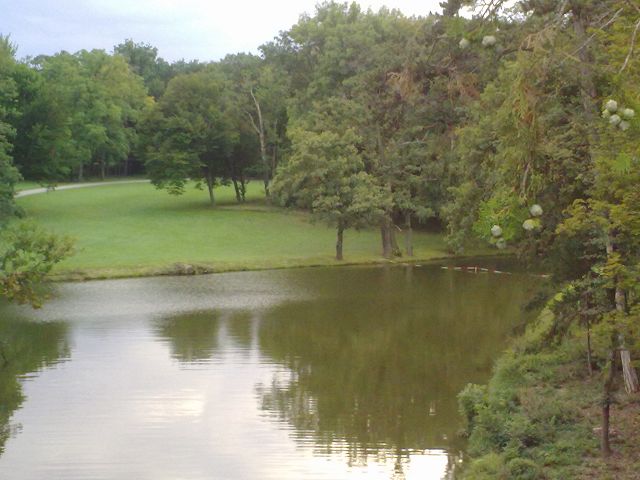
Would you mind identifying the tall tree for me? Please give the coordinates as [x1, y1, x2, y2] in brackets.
[219, 53, 289, 196]
[0, 37, 73, 307]
[142, 68, 237, 205]
[273, 97, 389, 260]
[0, 36, 20, 219]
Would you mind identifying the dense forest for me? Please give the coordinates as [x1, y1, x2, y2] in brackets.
[1, 0, 639, 477]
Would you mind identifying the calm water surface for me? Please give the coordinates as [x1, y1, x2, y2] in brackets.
[0, 262, 540, 479]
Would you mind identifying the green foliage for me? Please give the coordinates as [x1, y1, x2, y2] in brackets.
[0, 221, 73, 307]
[273, 124, 390, 257]
[459, 383, 488, 430]
[12, 50, 148, 181]
[113, 39, 173, 98]
[462, 453, 505, 479]
[473, 188, 529, 243]
[142, 68, 237, 203]
[459, 311, 598, 479]
[0, 35, 21, 220]
[505, 457, 543, 480]
[218, 53, 289, 190]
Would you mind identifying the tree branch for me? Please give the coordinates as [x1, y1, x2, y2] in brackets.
[560, 8, 624, 66]
[581, 8, 624, 51]
[245, 110, 261, 135]
[620, 17, 640, 73]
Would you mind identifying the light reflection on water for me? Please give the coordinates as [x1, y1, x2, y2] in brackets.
[0, 263, 540, 479]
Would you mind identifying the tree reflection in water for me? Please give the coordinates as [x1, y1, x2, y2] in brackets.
[253, 266, 537, 475]
[154, 311, 221, 363]
[148, 265, 538, 478]
[0, 315, 69, 455]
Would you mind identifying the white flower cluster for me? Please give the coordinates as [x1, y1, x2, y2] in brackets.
[481, 35, 497, 47]
[490, 204, 543, 248]
[490, 225, 507, 249]
[602, 99, 634, 132]
[459, 35, 497, 49]
[523, 204, 543, 232]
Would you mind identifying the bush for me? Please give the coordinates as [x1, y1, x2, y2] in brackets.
[506, 457, 543, 480]
[459, 383, 488, 432]
[0, 221, 73, 307]
[463, 453, 506, 479]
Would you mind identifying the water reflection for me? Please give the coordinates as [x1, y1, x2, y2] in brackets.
[0, 315, 69, 454]
[253, 266, 535, 475]
[155, 312, 221, 363]
[0, 264, 540, 479]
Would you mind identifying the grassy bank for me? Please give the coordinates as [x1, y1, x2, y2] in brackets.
[458, 309, 640, 479]
[16, 181, 482, 280]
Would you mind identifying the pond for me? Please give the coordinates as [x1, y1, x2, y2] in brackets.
[0, 260, 541, 479]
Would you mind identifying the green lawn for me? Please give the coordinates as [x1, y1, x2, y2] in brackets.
[16, 181, 48, 191]
[16, 181, 461, 279]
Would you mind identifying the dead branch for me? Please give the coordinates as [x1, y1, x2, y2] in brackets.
[620, 17, 640, 73]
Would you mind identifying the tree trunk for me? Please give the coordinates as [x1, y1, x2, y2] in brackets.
[100, 158, 106, 181]
[600, 229, 639, 457]
[249, 89, 270, 197]
[381, 218, 402, 258]
[582, 292, 594, 377]
[404, 212, 413, 257]
[586, 321, 593, 377]
[381, 220, 393, 259]
[271, 119, 279, 174]
[606, 232, 626, 314]
[601, 341, 617, 456]
[239, 172, 247, 202]
[78, 163, 84, 182]
[390, 222, 401, 257]
[205, 172, 215, 206]
[621, 348, 639, 394]
[232, 178, 242, 203]
[336, 224, 344, 261]
[571, 2, 598, 124]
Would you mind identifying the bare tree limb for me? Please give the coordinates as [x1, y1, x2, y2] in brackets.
[560, 8, 624, 66]
[620, 17, 640, 73]
[245, 110, 261, 136]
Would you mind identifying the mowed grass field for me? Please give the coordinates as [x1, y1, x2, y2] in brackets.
[16, 181, 455, 279]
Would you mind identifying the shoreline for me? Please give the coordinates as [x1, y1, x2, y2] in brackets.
[47, 252, 512, 283]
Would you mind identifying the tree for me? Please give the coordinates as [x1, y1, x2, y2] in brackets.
[77, 50, 149, 180]
[273, 124, 389, 261]
[12, 50, 148, 182]
[142, 68, 237, 205]
[219, 53, 289, 196]
[0, 36, 21, 219]
[0, 222, 74, 308]
[0, 37, 73, 307]
[556, 94, 640, 454]
[113, 39, 173, 99]
[271, 3, 488, 257]
[449, 0, 640, 459]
